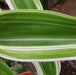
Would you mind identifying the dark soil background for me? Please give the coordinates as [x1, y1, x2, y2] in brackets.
[48, 0, 76, 16]
[0, 0, 76, 75]
[60, 61, 76, 75]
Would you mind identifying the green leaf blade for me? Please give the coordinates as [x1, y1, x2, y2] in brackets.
[0, 48, 76, 61]
[5, 0, 43, 10]
[39, 62, 57, 75]
[0, 10, 76, 61]
[0, 10, 76, 39]
[0, 60, 14, 75]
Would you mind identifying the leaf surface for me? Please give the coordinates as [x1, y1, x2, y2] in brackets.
[0, 60, 14, 75]
[39, 62, 60, 75]
[5, 0, 43, 10]
[0, 10, 76, 61]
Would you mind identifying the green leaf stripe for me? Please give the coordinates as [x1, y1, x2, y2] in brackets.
[39, 61, 60, 75]
[0, 10, 76, 61]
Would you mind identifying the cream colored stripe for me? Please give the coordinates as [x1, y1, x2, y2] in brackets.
[5, 0, 16, 10]
[0, 38, 76, 41]
[33, 0, 43, 10]
[33, 62, 44, 75]
[0, 44, 76, 51]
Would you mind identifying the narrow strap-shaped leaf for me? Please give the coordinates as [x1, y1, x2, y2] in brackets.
[33, 62, 44, 75]
[5, 0, 43, 10]
[0, 60, 14, 75]
[39, 62, 60, 75]
[33, 61, 60, 75]
[0, 10, 76, 61]
[40, 0, 48, 9]
[56, 61, 61, 75]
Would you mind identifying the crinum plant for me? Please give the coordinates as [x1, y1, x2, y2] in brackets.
[0, 0, 76, 75]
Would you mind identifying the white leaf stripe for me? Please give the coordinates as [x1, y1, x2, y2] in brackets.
[5, 0, 15, 10]
[55, 62, 61, 75]
[0, 38, 76, 41]
[33, 0, 43, 10]
[33, 62, 44, 75]
[5, 0, 43, 10]
[0, 44, 76, 51]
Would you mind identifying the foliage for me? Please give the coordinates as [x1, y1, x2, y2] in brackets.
[0, 60, 14, 75]
[0, 0, 76, 75]
[0, 10, 76, 61]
